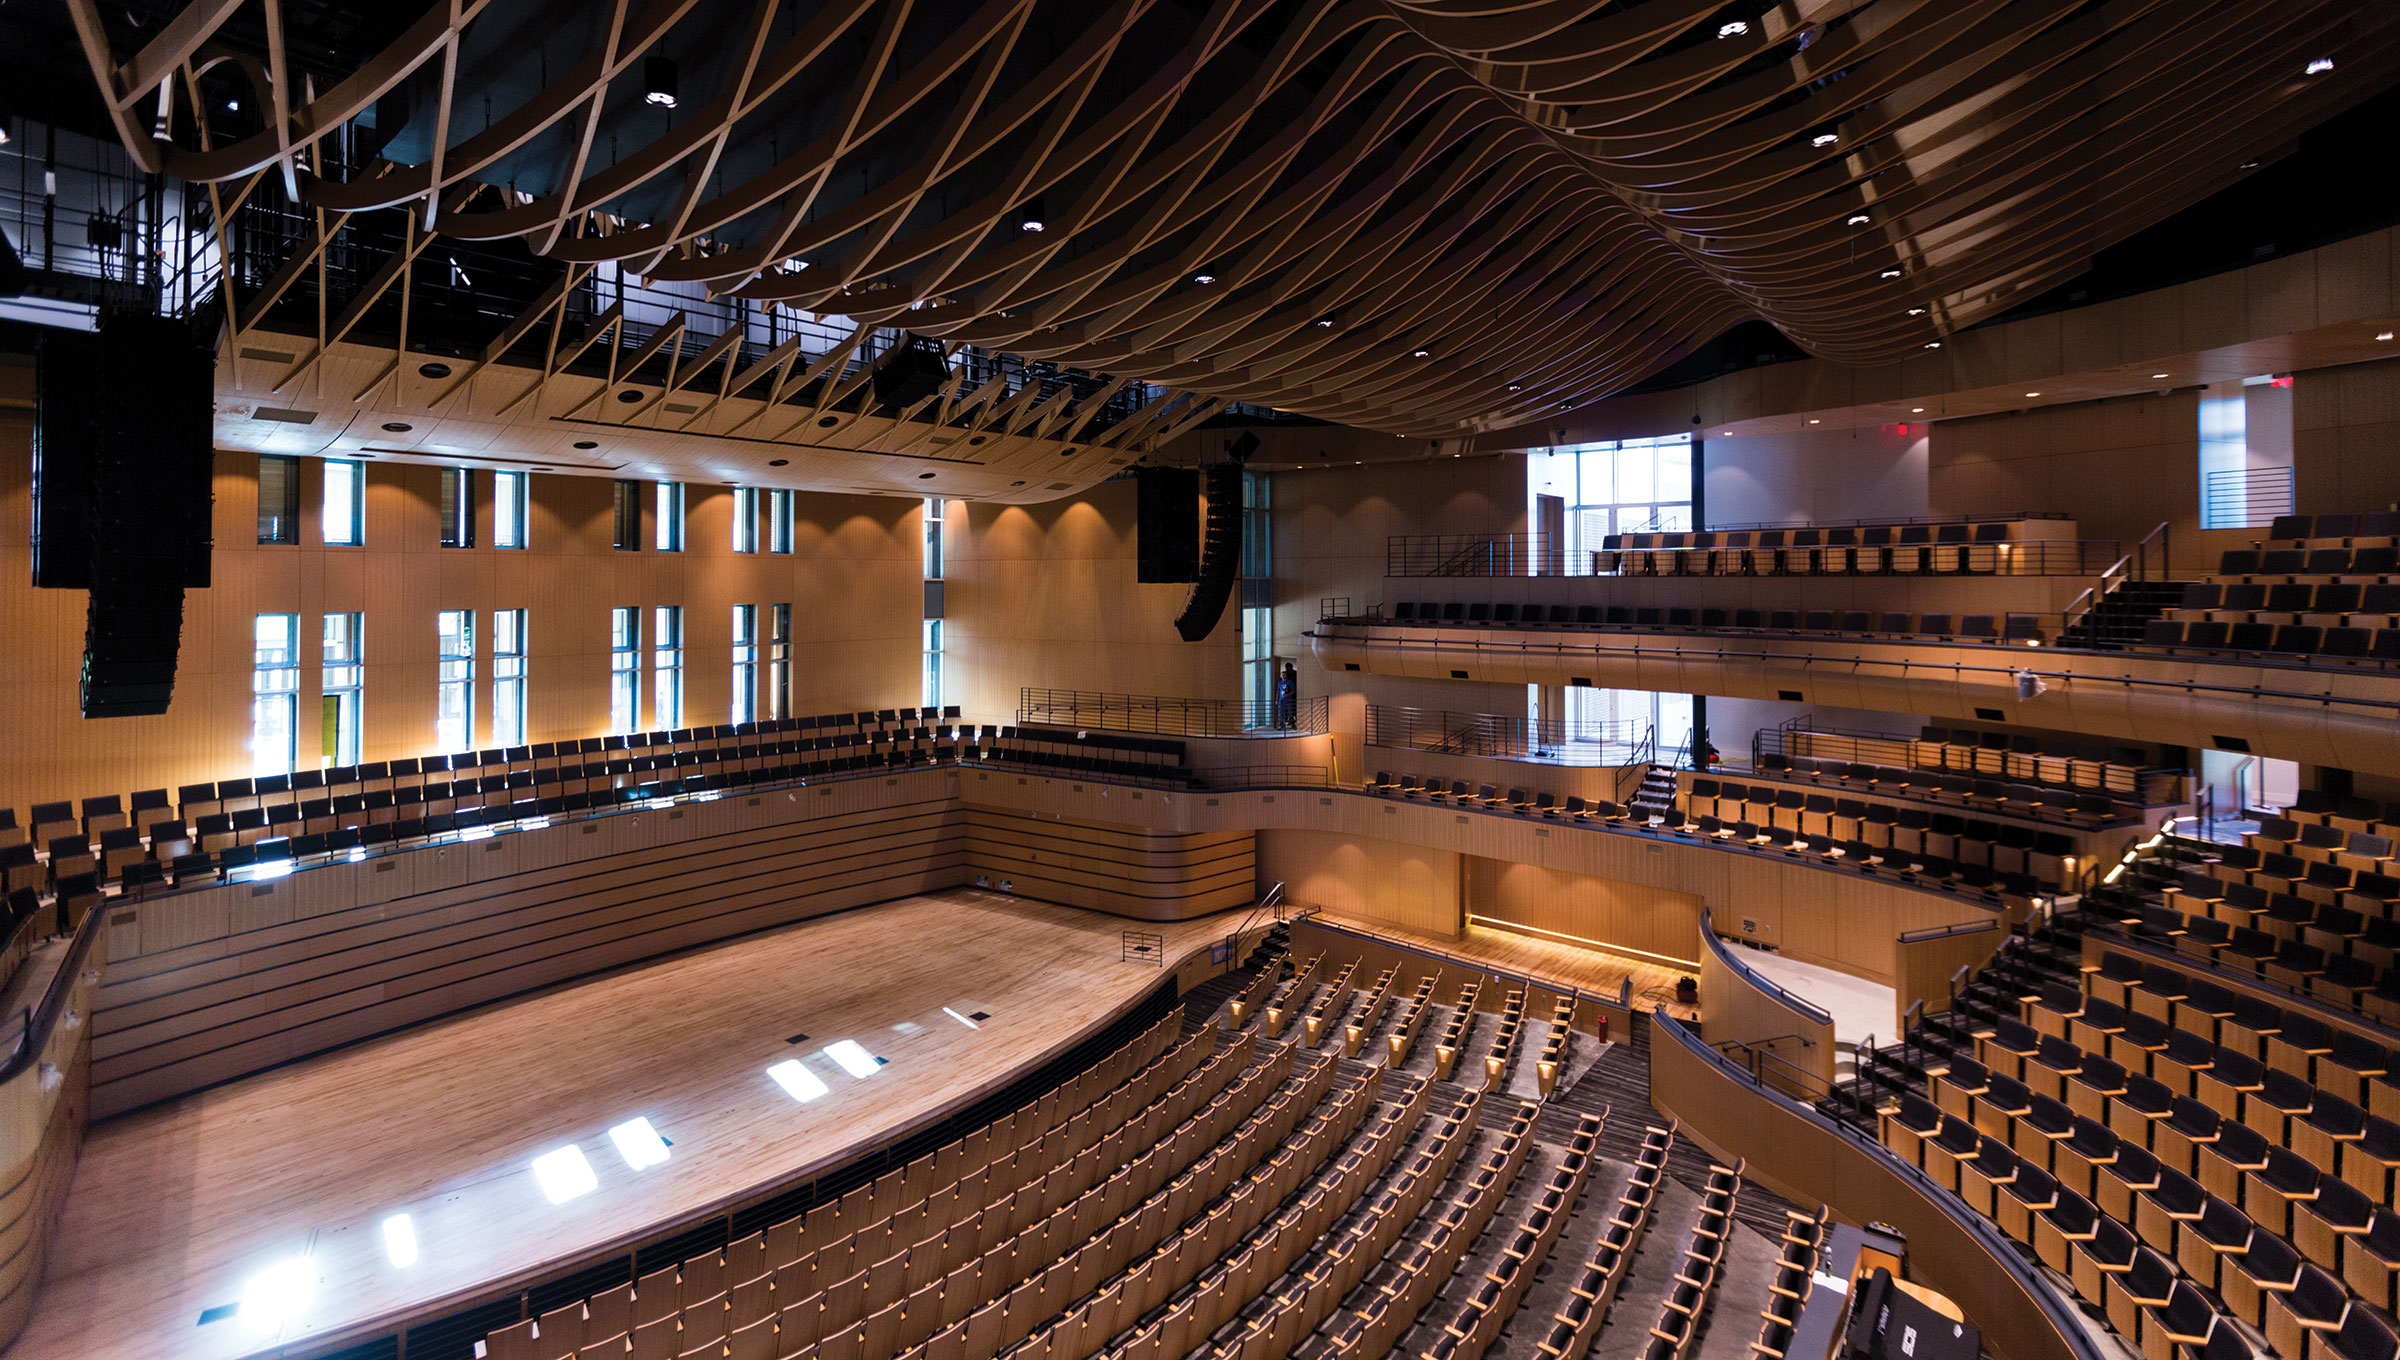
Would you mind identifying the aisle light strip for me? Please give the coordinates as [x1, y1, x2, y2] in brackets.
[1464, 915, 1700, 971]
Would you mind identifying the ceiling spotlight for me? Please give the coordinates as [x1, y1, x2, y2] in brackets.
[2151, 372, 2170, 379]
[0, 113, 13, 149]
[1314, 317, 1334, 327]
[1811, 133, 1838, 148]
[1910, 407, 1925, 413]
[1880, 268, 1902, 279]
[1412, 349, 1431, 358]
[2380, 331, 2396, 342]
[2306, 57, 2335, 76]
[1018, 196, 1045, 233]
[645, 56, 679, 108]
[1847, 212, 1871, 226]
[1717, 20, 1749, 37]
[1924, 341, 1942, 349]
[1907, 307, 1925, 316]
[1807, 418, 1821, 425]
[2239, 160, 2261, 171]
[1192, 272, 1215, 284]
[2024, 391, 2041, 398]
[226, 98, 241, 113]
[1507, 383, 1521, 391]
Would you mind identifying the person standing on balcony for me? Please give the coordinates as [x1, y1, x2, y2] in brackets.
[1275, 662, 1299, 729]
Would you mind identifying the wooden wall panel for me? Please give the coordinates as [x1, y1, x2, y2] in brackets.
[0, 932, 99, 1352]
[91, 774, 967, 1115]
[1928, 390, 2204, 571]
[0, 392, 921, 814]
[1461, 858, 1702, 970]
[945, 480, 1240, 720]
[958, 807, 1254, 919]
[1255, 830, 1462, 938]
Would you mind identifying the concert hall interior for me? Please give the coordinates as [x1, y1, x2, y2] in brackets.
[8, 5, 2400, 1360]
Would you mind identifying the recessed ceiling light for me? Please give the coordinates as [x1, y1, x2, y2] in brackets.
[380, 1215, 418, 1268]
[1924, 341, 1942, 349]
[2150, 373, 2169, 379]
[1880, 268, 1901, 279]
[608, 1117, 672, 1170]
[1911, 407, 1925, 413]
[1018, 196, 1045, 233]
[382, 422, 411, 432]
[1412, 349, 1431, 358]
[1812, 133, 1838, 148]
[2025, 391, 2041, 398]
[1847, 213, 1871, 226]
[573, 440, 599, 450]
[645, 55, 679, 107]
[530, 1145, 599, 1204]
[239, 1257, 316, 1334]
[418, 362, 451, 379]
[1192, 273, 1215, 285]
[2239, 160, 2261, 171]
[768, 1058, 829, 1102]
[2306, 57, 2335, 76]
[1907, 307, 1925, 316]
[2380, 331, 2396, 342]
[1718, 20, 1748, 37]
[1807, 418, 1820, 425]
[1315, 317, 1334, 327]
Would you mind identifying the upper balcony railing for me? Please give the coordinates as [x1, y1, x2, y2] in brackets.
[1017, 687, 1329, 737]
[1363, 705, 1649, 766]
[1387, 531, 2119, 579]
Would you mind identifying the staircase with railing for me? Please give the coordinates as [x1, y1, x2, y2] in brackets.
[2056, 521, 2188, 650]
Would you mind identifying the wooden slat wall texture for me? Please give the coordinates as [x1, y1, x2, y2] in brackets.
[0, 937, 100, 1350]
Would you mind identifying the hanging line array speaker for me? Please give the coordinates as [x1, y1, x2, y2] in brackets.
[1173, 463, 1244, 641]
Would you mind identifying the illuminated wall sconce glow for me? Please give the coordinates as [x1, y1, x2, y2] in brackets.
[239, 1256, 317, 1333]
[768, 1058, 830, 1103]
[381, 1215, 419, 1268]
[822, 1040, 882, 1079]
[530, 1144, 599, 1204]
[609, 1117, 672, 1170]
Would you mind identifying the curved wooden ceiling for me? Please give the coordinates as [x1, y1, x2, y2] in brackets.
[66, 0, 2400, 436]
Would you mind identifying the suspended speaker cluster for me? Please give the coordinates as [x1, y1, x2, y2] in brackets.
[1173, 464, 1244, 642]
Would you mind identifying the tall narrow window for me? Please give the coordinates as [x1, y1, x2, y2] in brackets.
[322, 612, 363, 767]
[768, 603, 791, 720]
[610, 607, 641, 734]
[923, 497, 945, 578]
[655, 482, 684, 552]
[436, 609, 476, 753]
[768, 490, 795, 554]
[613, 479, 642, 550]
[252, 613, 301, 775]
[439, 468, 477, 548]
[323, 458, 364, 545]
[652, 605, 684, 728]
[1240, 472, 1273, 718]
[493, 609, 527, 747]
[494, 471, 528, 549]
[731, 487, 758, 553]
[258, 456, 301, 544]
[731, 604, 757, 724]
[922, 619, 944, 711]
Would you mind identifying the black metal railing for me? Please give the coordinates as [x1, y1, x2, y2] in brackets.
[1197, 764, 1334, 789]
[1017, 687, 1329, 737]
[0, 895, 104, 1085]
[1364, 705, 1649, 766]
[2202, 466, 2296, 531]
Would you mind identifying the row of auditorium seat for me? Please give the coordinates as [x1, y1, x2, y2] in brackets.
[1385, 601, 2045, 642]
[1408, 1110, 1602, 1360]
[1735, 762, 2135, 828]
[1536, 1121, 1678, 1360]
[1772, 725, 2177, 807]
[2264, 513, 2400, 544]
[2103, 894, 2400, 1022]
[1749, 1209, 1831, 1360]
[2217, 548, 2400, 580]
[1639, 1158, 1746, 1360]
[1615, 521, 2032, 549]
[1365, 772, 2049, 903]
[1686, 780, 2082, 876]
[0, 722, 1201, 905]
[1596, 542, 2062, 578]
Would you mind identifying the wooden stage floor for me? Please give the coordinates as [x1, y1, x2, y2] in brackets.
[15, 892, 1236, 1360]
[1311, 910, 1702, 1023]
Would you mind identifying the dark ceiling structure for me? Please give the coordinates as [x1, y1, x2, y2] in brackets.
[42, 0, 2400, 436]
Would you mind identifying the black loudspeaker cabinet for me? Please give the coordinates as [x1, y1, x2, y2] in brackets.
[1173, 464, 1243, 642]
[39, 315, 216, 717]
[1136, 466, 1200, 583]
[870, 333, 953, 413]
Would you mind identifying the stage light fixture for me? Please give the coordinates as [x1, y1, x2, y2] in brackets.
[1019, 197, 1046, 232]
[646, 56, 680, 108]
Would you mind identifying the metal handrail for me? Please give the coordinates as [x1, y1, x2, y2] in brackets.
[1222, 881, 1286, 971]
[1364, 704, 1650, 766]
[1699, 906, 1834, 1028]
[0, 899, 104, 1085]
[2133, 520, 2173, 584]
[1016, 687, 1329, 738]
[1387, 531, 2118, 579]
[1305, 627, 2400, 719]
[1755, 722, 2185, 805]
[1615, 727, 1657, 802]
